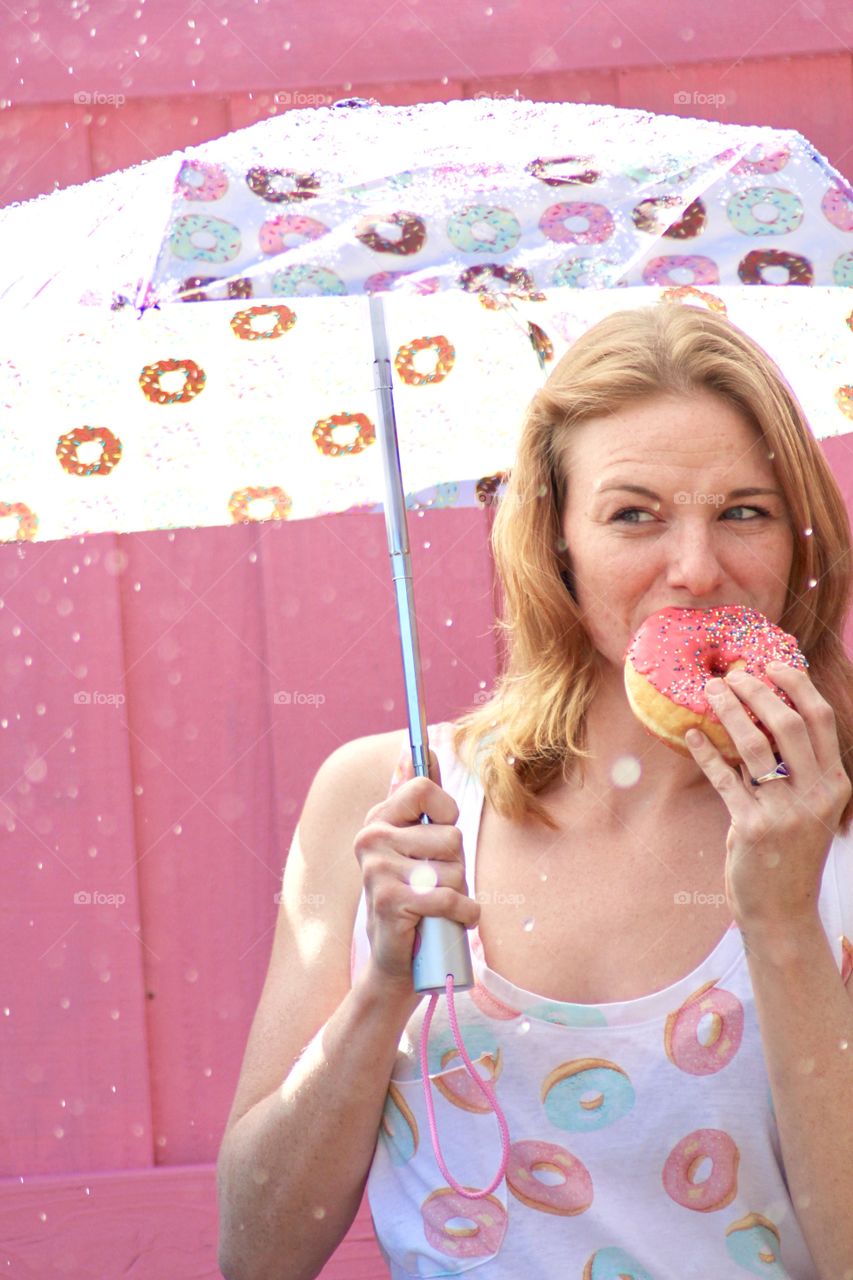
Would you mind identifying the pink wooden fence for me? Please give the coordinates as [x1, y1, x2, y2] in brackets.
[0, 505, 500, 1277]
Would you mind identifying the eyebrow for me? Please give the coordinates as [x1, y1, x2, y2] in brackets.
[594, 484, 784, 500]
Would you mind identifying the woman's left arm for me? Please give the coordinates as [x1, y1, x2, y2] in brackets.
[685, 663, 853, 1280]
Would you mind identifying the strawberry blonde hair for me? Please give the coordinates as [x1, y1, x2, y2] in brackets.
[452, 304, 853, 835]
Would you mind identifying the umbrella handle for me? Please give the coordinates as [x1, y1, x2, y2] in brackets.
[370, 296, 474, 995]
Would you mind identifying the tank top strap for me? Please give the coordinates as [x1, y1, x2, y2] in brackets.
[824, 825, 853, 985]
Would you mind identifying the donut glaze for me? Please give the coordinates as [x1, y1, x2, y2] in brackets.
[624, 605, 808, 766]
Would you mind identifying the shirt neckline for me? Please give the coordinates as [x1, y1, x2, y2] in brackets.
[457, 750, 746, 1028]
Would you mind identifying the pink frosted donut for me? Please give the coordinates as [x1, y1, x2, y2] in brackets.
[662, 1128, 739, 1212]
[507, 1140, 593, 1216]
[175, 159, 229, 202]
[821, 185, 853, 233]
[732, 144, 790, 176]
[642, 255, 719, 287]
[664, 980, 744, 1075]
[258, 215, 330, 255]
[624, 605, 808, 767]
[539, 202, 614, 245]
[421, 1187, 507, 1257]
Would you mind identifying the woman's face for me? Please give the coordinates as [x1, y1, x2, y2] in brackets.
[558, 390, 795, 670]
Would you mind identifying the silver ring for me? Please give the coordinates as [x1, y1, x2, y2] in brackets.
[750, 761, 790, 787]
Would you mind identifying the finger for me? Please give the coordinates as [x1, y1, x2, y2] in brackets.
[356, 817, 465, 870]
[685, 727, 753, 820]
[718, 670, 815, 784]
[376, 772, 459, 829]
[763, 662, 844, 778]
[704, 676, 780, 781]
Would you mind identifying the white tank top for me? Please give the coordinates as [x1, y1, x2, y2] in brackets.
[351, 722, 853, 1279]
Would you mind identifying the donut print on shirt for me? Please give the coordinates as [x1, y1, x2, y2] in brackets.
[664, 979, 744, 1075]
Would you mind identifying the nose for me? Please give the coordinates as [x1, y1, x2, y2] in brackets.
[664, 517, 727, 598]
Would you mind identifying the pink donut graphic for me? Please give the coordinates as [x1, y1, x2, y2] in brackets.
[664, 979, 744, 1075]
[732, 144, 791, 176]
[821, 185, 853, 233]
[662, 1128, 739, 1212]
[507, 1139, 593, 1216]
[642, 255, 719, 287]
[539, 202, 614, 245]
[176, 159, 229, 202]
[259, 215, 330, 255]
[421, 1186, 507, 1258]
[469, 981, 522, 1020]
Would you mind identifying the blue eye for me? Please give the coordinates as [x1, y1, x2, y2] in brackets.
[610, 507, 654, 523]
[723, 505, 770, 520]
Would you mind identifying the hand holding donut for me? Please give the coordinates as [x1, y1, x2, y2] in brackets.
[685, 664, 852, 930]
[353, 750, 480, 989]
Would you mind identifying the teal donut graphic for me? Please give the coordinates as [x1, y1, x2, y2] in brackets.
[725, 186, 803, 236]
[527, 1000, 608, 1028]
[725, 1213, 787, 1277]
[379, 1082, 418, 1165]
[542, 1057, 635, 1132]
[583, 1245, 656, 1279]
[169, 214, 241, 263]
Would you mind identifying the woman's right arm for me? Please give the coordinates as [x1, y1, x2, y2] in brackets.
[216, 731, 479, 1280]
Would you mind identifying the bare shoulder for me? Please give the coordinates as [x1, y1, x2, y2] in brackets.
[218, 727, 408, 1141]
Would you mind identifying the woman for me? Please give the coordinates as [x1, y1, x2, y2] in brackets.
[216, 304, 853, 1280]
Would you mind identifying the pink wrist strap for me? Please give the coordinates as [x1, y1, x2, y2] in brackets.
[417, 975, 510, 1198]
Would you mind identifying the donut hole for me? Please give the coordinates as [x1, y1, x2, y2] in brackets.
[281, 231, 313, 249]
[444, 1216, 479, 1237]
[750, 201, 781, 225]
[704, 650, 729, 678]
[760, 264, 791, 285]
[0, 511, 22, 541]
[669, 265, 699, 285]
[73, 440, 106, 467]
[579, 1089, 605, 1111]
[565, 214, 591, 234]
[180, 165, 205, 189]
[190, 230, 219, 251]
[375, 221, 404, 244]
[687, 1155, 714, 1185]
[470, 219, 498, 244]
[531, 1161, 567, 1187]
[245, 496, 279, 520]
[696, 1010, 722, 1048]
[154, 369, 191, 398]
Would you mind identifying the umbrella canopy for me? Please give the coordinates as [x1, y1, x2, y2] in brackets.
[1, 98, 852, 545]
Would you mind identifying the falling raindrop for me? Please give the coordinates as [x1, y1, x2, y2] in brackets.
[517, 1018, 531, 1034]
[60, 997, 70, 1010]
[36, 703, 46, 715]
[840, 1039, 849, 1051]
[522, 917, 534, 932]
[410, 864, 438, 894]
[313, 1206, 326, 1220]
[445, 618, 453, 627]
[423, 541, 431, 549]
[807, 578, 818, 589]
[185, 967, 199, 983]
[803, 527, 813, 536]
[11, 625, 21, 637]
[133, 582, 142, 592]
